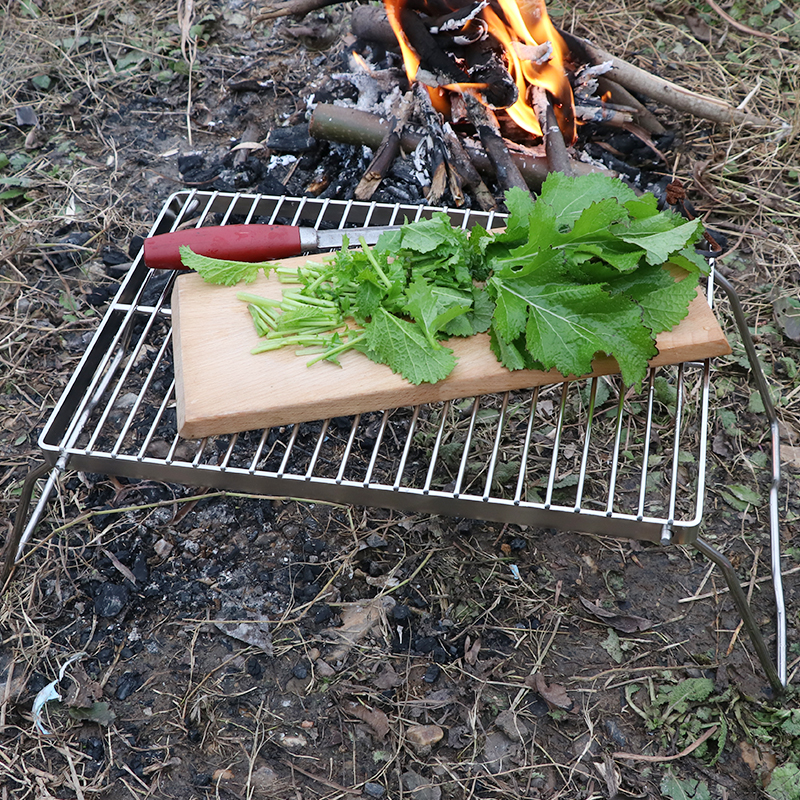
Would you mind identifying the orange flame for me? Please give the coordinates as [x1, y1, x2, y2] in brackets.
[383, 0, 576, 142]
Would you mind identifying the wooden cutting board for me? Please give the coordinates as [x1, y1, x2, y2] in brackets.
[172, 253, 731, 439]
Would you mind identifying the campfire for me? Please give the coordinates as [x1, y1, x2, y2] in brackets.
[255, 0, 776, 212]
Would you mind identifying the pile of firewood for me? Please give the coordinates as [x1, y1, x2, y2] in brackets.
[253, 0, 780, 210]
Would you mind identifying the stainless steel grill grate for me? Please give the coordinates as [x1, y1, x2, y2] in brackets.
[17, 189, 784, 689]
[37, 189, 710, 546]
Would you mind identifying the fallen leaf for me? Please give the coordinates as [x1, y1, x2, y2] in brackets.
[342, 699, 390, 740]
[774, 296, 800, 343]
[68, 701, 116, 726]
[601, 628, 624, 663]
[579, 596, 653, 633]
[214, 618, 273, 656]
[739, 740, 777, 781]
[525, 672, 573, 711]
[464, 636, 481, 666]
[684, 9, 712, 42]
[373, 663, 402, 689]
[781, 444, 800, 469]
[324, 596, 395, 664]
[660, 771, 711, 800]
[64, 665, 103, 708]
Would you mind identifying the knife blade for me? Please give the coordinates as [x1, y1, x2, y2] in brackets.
[142, 223, 404, 270]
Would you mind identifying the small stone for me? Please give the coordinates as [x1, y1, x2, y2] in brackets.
[392, 605, 412, 624]
[115, 671, 144, 701]
[314, 659, 336, 677]
[495, 709, 530, 742]
[250, 765, 278, 791]
[406, 724, 444, 755]
[603, 718, 627, 748]
[292, 663, 308, 680]
[154, 538, 173, 558]
[423, 664, 440, 684]
[95, 583, 130, 618]
[278, 732, 307, 749]
[482, 731, 517, 774]
[364, 781, 386, 797]
[401, 770, 441, 800]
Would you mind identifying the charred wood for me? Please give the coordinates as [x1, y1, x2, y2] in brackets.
[351, 5, 398, 47]
[596, 77, 665, 135]
[463, 95, 530, 194]
[441, 123, 497, 211]
[531, 87, 574, 177]
[462, 40, 519, 109]
[309, 104, 610, 192]
[397, 5, 472, 85]
[265, 124, 317, 153]
[355, 92, 414, 201]
[413, 84, 449, 204]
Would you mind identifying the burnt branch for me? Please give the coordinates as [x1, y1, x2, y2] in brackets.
[463, 94, 530, 194]
[309, 104, 610, 192]
[441, 123, 497, 211]
[355, 92, 415, 201]
[560, 29, 780, 128]
[255, 0, 340, 20]
[398, 5, 471, 85]
[531, 87, 574, 176]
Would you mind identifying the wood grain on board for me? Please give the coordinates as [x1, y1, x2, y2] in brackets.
[172, 253, 731, 439]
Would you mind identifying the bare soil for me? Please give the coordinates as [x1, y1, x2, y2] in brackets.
[1, 2, 799, 799]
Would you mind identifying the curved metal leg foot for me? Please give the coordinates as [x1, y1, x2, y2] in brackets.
[1, 461, 61, 593]
[694, 537, 783, 693]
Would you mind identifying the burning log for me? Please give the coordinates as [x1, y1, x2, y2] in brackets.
[351, 4, 398, 47]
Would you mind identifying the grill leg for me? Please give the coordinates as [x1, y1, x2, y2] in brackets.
[694, 536, 783, 693]
[1, 461, 61, 593]
[714, 272, 786, 687]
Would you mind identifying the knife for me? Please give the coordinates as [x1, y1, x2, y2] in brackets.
[143, 223, 404, 270]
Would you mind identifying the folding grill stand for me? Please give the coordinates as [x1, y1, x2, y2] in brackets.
[3, 191, 787, 693]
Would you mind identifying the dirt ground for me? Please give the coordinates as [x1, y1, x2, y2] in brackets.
[1, 1, 799, 798]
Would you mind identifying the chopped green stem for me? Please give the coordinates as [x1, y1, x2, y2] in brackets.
[237, 292, 282, 309]
[251, 305, 279, 325]
[265, 325, 341, 339]
[307, 275, 337, 295]
[276, 266, 305, 280]
[282, 290, 337, 308]
[360, 236, 393, 289]
[305, 333, 367, 367]
[252, 334, 336, 353]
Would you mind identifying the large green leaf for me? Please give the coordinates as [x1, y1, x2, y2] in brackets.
[362, 308, 456, 384]
[490, 278, 656, 386]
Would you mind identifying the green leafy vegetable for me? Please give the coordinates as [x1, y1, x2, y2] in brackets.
[179, 245, 274, 286]
[183, 173, 708, 386]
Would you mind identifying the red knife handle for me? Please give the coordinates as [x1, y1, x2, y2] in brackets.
[143, 224, 303, 270]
